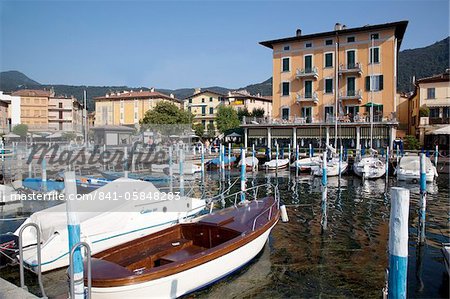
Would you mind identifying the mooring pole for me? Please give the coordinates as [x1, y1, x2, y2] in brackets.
[41, 157, 47, 192]
[321, 150, 328, 231]
[179, 147, 185, 196]
[240, 148, 246, 202]
[309, 143, 313, 158]
[276, 143, 279, 172]
[434, 145, 438, 167]
[295, 145, 299, 177]
[418, 153, 427, 245]
[64, 171, 84, 299]
[228, 143, 232, 170]
[123, 147, 129, 178]
[338, 145, 343, 179]
[252, 144, 256, 172]
[169, 145, 173, 192]
[288, 144, 291, 162]
[388, 187, 410, 299]
[200, 143, 205, 174]
[28, 147, 32, 178]
[386, 147, 390, 185]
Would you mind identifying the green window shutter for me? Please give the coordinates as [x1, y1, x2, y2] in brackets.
[365, 76, 370, 91]
[379, 75, 383, 90]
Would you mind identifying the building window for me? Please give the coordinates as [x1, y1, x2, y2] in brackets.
[201, 120, 206, 126]
[304, 55, 313, 71]
[134, 112, 138, 119]
[282, 57, 290, 72]
[305, 42, 312, 48]
[120, 100, 124, 108]
[429, 108, 439, 118]
[305, 81, 313, 98]
[188, 99, 192, 104]
[134, 100, 138, 108]
[283, 45, 290, 51]
[281, 107, 289, 120]
[427, 88, 435, 99]
[370, 33, 379, 40]
[324, 106, 334, 121]
[209, 107, 214, 114]
[347, 36, 355, 43]
[202, 98, 205, 103]
[209, 97, 213, 102]
[325, 39, 333, 45]
[201, 106, 206, 115]
[365, 75, 384, 91]
[120, 112, 124, 120]
[369, 47, 380, 63]
[282, 82, 290, 96]
[325, 78, 333, 93]
[324, 53, 333, 68]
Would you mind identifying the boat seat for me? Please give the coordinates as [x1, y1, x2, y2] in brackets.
[199, 214, 235, 226]
[89, 258, 134, 280]
[159, 245, 206, 263]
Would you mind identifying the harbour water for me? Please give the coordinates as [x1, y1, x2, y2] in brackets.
[0, 169, 449, 298]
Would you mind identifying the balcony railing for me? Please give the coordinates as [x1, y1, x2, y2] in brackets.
[242, 114, 396, 126]
[338, 89, 362, 102]
[296, 67, 319, 80]
[429, 117, 450, 125]
[296, 92, 319, 104]
[338, 62, 362, 75]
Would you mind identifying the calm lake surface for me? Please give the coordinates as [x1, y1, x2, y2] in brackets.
[1, 170, 449, 298]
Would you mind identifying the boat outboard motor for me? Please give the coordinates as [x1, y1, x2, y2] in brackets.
[0, 233, 19, 267]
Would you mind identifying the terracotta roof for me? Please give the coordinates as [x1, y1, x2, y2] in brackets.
[94, 91, 181, 102]
[226, 92, 272, 102]
[12, 89, 51, 97]
[260, 20, 408, 50]
[184, 89, 226, 100]
[416, 71, 450, 84]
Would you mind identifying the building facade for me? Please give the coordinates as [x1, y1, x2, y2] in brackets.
[94, 89, 182, 126]
[11, 89, 52, 131]
[48, 96, 83, 133]
[226, 90, 272, 117]
[242, 21, 408, 150]
[408, 70, 450, 147]
[0, 100, 8, 134]
[184, 89, 225, 132]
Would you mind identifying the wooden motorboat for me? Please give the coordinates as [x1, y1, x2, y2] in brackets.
[87, 196, 280, 298]
[263, 158, 290, 171]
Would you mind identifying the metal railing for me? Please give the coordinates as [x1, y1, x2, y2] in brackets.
[338, 89, 362, 100]
[296, 92, 319, 103]
[338, 62, 362, 73]
[69, 241, 92, 299]
[296, 66, 319, 78]
[18, 222, 47, 298]
[251, 185, 280, 231]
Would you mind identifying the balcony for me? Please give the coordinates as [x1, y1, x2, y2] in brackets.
[429, 117, 450, 125]
[338, 89, 362, 102]
[338, 63, 362, 75]
[296, 92, 319, 104]
[296, 67, 319, 80]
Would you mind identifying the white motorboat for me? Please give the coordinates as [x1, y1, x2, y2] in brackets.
[263, 158, 290, 170]
[238, 156, 259, 171]
[353, 156, 386, 179]
[151, 163, 201, 175]
[88, 195, 280, 298]
[312, 158, 348, 177]
[0, 178, 206, 273]
[290, 156, 321, 171]
[395, 155, 437, 182]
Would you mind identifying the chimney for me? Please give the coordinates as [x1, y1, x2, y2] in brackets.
[342, 25, 347, 30]
[150, 87, 155, 92]
[194, 88, 201, 94]
[334, 23, 342, 31]
[170, 93, 174, 98]
[257, 93, 260, 97]
[296, 29, 302, 37]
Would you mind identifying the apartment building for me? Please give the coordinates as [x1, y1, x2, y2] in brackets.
[0, 100, 8, 133]
[242, 21, 408, 150]
[226, 90, 272, 117]
[94, 88, 182, 126]
[184, 89, 225, 131]
[11, 89, 52, 131]
[408, 70, 450, 148]
[48, 96, 83, 133]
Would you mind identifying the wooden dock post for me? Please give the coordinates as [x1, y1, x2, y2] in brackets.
[388, 187, 410, 299]
[434, 145, 438, 167]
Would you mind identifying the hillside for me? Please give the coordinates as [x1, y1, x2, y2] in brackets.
[0, 37, 448, 110]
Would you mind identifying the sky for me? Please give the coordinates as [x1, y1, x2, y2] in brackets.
[0, 0, 448, 89]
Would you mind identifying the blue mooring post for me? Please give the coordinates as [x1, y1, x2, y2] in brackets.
[200, 143, 205, 174]
[338, 145, 343, 179]
[179, 148, 184, 196]
[295, 145, 299, 177]
[434, 145, 438, 167]
[64, 171, 84, 299]
[386, 147, 390, 184]
[276, 143, 279, 172]
[169, 145, 173, 192]
[123, 147, 129, 178]
[309, 143, 312, 158]
[252, 144, 255, 172]
[388, 187, 410, 299]
[321, 150, 328, 231]
[418, 153, 427, 244]
[240, 148, 246, 202]
[228, 143, 231, 170]
[221, 144, 225, 171]
[288, 144, 291, 161]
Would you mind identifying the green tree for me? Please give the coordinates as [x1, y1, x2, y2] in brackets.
[216, 106, 240, 133]
[404, 135, 421, 150]
[12, 124, 28, 137]
[140, 101, 193, 125]
[206, 123, 216, 137]
[237, 107, 250, 121]
[193, 123, 204, 138]
[419, 105, 430, 117]
[251, 108, 265, 118]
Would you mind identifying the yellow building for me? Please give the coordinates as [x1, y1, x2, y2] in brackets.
[226, 90, 272, 117]
[184, 89, 225, 131]
[11, 89, 52, 131]
[242, 21, 408, 150]
[94, 88, 182, 126]
[408, 70, 450, 147]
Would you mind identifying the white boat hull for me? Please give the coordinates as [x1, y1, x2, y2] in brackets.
[312, 160, 348, 177]
[353, 157, 386, 179]
[151, 163, 201, 175]
[396, 171, 435, 183]
[395, 155, 437, 182]
[91, 222, 276, 298]
[264, 159, 290, 170]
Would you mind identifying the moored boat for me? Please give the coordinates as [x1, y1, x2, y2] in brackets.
[353, 156, 386, 179]
[87, 195, 280, 298]
[238, 156, 259, 171]
[151, 163, 201, 175]
[395, 155, 437, 182]
[312, 158, 348, 177]
[263, 158, 289, 171]
[442, 243, 450, 276]
[290, 156, 321, 171]
[206, 156, 236, 170]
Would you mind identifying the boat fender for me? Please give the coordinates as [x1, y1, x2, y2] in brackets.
[280, 205, 289, 222]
